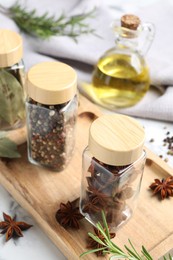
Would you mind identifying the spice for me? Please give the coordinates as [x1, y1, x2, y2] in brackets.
[149, 176, 173, 200]
[27, 97, 77, 171]
[80, 114, 146, 230]
[0, 29, 25, 130]
[26, 61, 77, 171]
[0, 212, 32, 241]
[163, 135, 173, 156]
[81, 211, 153, 259]
[55, 200, 84, 229]
[87, 226, 115, 256]
[82, 157, 132, 227]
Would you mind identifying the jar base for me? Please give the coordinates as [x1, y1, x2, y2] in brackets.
[80, 206, 133, 232]
[27, 153, 67, 172]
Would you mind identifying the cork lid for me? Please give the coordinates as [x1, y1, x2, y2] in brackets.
[0, 29, 23, 67]
[89, 114, 145, 166]
[26, 61, 77, 105]
[121, 14, 141, 30]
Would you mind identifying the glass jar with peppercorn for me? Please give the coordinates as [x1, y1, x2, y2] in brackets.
[25, 61, 78, 171]
[0, 29, 25, 130]
[80, 114, 146, 230]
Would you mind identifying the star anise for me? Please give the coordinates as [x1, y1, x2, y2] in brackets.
[149, 176, 173, 200]
[82, 197, 101, 214]
[55, 200, 84, 229]
[87, 226, 115, 256]
[88, 157, 129, 178]
[88, 183, 110, 208]
[0, 212, 33, 241]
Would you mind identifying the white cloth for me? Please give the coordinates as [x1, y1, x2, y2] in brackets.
[1, 0, 173, 121]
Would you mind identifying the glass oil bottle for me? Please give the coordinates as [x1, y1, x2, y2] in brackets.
[90, 14, 155, 109]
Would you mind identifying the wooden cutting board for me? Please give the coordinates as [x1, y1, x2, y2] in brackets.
[0, 95, 172, 259]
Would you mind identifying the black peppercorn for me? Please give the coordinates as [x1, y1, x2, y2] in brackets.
[26, 61, 77, 171]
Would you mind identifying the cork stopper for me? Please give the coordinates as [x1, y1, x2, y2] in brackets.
[89, 114, 145, 166]
[0, 29, 23, 67]
[121, 14, 140, 30]
[26, 61, 77, 105]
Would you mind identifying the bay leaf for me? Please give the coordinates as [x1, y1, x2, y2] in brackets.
[0, 69, 25, 126]
[0, 137, 21, 158]
[0, 131, 6, 138]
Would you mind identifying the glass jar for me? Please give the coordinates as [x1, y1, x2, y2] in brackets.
[80, 114, 146, 231]
[0, 29, 25, 130]
[25, 61, 78, 171]
[89, 14, 155, 109]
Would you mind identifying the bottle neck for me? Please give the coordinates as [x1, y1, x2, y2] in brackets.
[115, 35, 138, 52]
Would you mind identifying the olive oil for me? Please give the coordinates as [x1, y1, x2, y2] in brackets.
[91, 53, 150, 108]
[79, 14, 155, 110]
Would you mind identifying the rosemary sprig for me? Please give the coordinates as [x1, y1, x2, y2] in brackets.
[80, 211, 171, 259]
[0, 2, 96, 41]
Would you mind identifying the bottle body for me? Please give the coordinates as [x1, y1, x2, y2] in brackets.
[80, 147, 146, 231]
[0, 60, 25, 130]
[26, 94, 78, 171]
[91, 48, 150, 109]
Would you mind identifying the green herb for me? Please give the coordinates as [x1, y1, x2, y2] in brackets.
[0, 69, 25, 126]
[80, 211, 171, 259]
[0, 136, 20, 158]
[0, 2, 96, 41]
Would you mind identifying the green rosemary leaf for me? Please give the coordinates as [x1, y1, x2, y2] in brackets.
[109, 239, 125, 254]
[0, 137, 20, 158]
[81, 212, 154, 260]
[80, 246, 107, 257]
[124, 245, 140, 259]
[8, 2, 96, 40]
[101, 210, 110, 239]
[96, 221, 110, 243]
[128, 239, 141, 259]
[141, 246, 153, 260]
[109, 255, 129, 259]
[105, 239, 124, 255]
[169, 254, 172, 260]
[88, 232, 107, 247]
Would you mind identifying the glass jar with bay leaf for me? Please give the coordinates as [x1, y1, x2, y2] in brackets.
[80, 114, 146, 231]
[0, 29, 25, 130]
[25, 61, 78, 171]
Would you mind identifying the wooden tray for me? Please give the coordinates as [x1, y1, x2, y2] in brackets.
[0, 96, 173, 259]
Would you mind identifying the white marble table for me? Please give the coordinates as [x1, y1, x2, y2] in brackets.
[0, 0, 172, 259]
[0, 117, 172, 260]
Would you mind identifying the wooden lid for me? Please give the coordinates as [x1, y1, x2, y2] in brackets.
[89, 114, 145, 166]
[0, 29, 23, 67]
[26, 61, 77, 105]
[121, 14, 140, 30]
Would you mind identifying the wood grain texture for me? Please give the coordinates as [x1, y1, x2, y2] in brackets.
[0, 29, 23, 67]
[0, 95, 172, 259]
[26, 61, 77, 105]
[89, 114, 145, 165]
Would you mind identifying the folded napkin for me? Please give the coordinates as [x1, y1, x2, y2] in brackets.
[1, 0, 173, 121]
